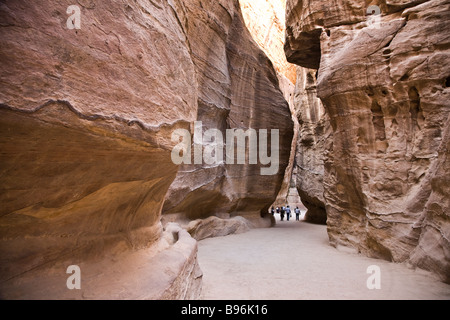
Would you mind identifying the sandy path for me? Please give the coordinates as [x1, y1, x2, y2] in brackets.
[197, 214, 450, 300]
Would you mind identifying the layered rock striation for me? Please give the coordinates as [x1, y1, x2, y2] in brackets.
[162, 0, 294, 227]
[240, 0, 297, 84]
[285, 0, 450, 282]
[293, 67, 331, 224]
[0, 0, 292, 298]
[239, 0, 299, 210]
[0, 0, 199, 299]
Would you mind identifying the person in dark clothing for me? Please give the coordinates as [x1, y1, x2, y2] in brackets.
[295, 206, 301, 221]
[271, 206, 275, 215]
[280, 206, 285, 221]
[285, 205, 291, 221]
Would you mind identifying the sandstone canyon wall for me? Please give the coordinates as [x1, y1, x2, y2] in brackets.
[285, 0, 450, 282]
[293, 66, 331, 224]
[239, 0, 300, 209]
[239, 0, 297, 84]
[0, 0, 292, 298]
[162, 0, 294, 227]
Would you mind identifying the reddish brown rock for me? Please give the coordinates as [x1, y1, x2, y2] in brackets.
[286, 0, 450, 282]
[162, 0, 294, 227]
[293, 67, 331, 224]
[240, 0, 297, 84]
[0, 0, 294, 299]
[187, 216, 252, 241]
[0, 0, 198, 299]
[238, 0, 299, 212]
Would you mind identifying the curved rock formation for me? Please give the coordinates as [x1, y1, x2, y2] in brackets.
[238, 0, 300, 211]
[162, 0, 294, 227]
[0, 0, 199, 299]
[240, 0, 297, 84]
[0, 222, 202, 299]
[0, 0, 294, 298]
[293, 67, 331, 224]
[286, 0, 450, 282]
[187, 216, 252, 241]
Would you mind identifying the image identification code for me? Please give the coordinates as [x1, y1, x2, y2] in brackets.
[181, 304, 268, 317]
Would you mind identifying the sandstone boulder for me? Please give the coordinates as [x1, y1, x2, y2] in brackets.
[187, 216, 253, 241]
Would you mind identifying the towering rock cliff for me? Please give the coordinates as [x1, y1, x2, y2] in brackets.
[293, 66, 331, 224]
[0, 0, 292, 298]
[162, 0, 293, 227]
[285, 0, 450, 282]
[239, 0, 297, 84]
[0, 0, 201, 300]
[239, 0, 299, 209]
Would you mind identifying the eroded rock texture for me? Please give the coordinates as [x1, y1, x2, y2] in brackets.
[0, 0, 293, 298]
[0, 0, 199, 299]
[293, 67, 331, 224]
[238, 0, 299, 210]
[187, 216, 252, 241]
[240, 0, 297, 84]
[286, 0, 450, 282]
[162, 0, 293, 227]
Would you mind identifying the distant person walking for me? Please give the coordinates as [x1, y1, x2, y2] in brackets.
[295, 206, 301, 221]
[271, 206, 275, 216]
[285, 205, 291, 221]
[280, 206, 285, 221]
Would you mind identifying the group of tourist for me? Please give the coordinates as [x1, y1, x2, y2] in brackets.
[270, 205, 302, 221]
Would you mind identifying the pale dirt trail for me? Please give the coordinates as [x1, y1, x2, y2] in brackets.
[198, 214, 450, 300]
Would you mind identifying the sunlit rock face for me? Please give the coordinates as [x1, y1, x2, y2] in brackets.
[238, 0, 300, 211]
[240, 0, 297, 84]
[285, 0, 450, 283]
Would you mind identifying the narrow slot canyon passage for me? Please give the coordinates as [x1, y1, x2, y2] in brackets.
[198, 215, 450, 300]
[1, 0, 450, 301]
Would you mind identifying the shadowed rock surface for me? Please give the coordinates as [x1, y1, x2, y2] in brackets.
[0, 0, 292, 298]
[293, 67, 331, 224]
[162, 0, 294, 227]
